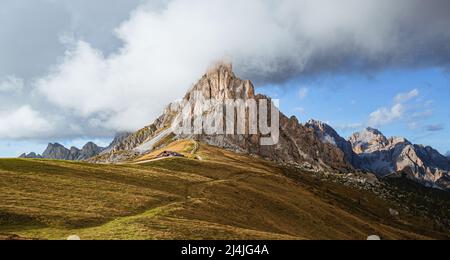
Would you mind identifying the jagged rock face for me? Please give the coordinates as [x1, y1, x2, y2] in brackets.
[349, 128, 389, 154]
[76, 142, 104, 160]
[19, 152, 42, 159]
[25, 142, 104, 161]
[305, 120, 361, 167]
[42, 143, 72, 160]
[104, 101, 182, 156]
[88, 112, 179, 163]
[101, 132, 132, 154]
[92, 63, 449, 190]
[414, 145, 450, 170]
[349, 128, 450, 189]
[181, 64, 352, 171]
[69, 147, 81, 160]
[276, 116, 352, 171]
[185, 63, 255, 101]
[99, 63, 353, 171]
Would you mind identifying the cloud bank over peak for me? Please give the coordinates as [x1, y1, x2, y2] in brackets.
[3, 0, 450, 139]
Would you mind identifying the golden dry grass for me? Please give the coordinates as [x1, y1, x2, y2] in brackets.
[0, 141, 448, 240]
[135, 139, 197, 162]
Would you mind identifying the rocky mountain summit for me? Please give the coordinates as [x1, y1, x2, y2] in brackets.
[307, 123, 449, 189]
[305, 120, 361, 168]
[98, 63, 449, 190]
[349, 128, 450, 189]
[19, 152, 42, 159]
[18, 132, 133, 161]
[100, 132, 132, 154]
[94, 63, 352, 172]
[20, 142, 104, 161]
[23, 63, 449, 190]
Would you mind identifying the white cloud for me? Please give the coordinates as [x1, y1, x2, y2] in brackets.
[368, 88, 421, 127]
[0, 75, 24, 93]
[35, 0, 304, 132]
[298, 87, 309, 99]
[31, 0, 450, 136]
[369, 103, 404, 126]
[394, 88, 419, 103]
[0, 106, 52, 139]
[0, 0, 446, 141]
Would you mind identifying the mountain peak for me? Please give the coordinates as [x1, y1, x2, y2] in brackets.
[70, 147, 80, 153]
[186, 62, 255, 101]
[42, 143, 71, 160]
[47, 143, 65, 149]
[349, 128, 388, 154]
[82, 142, 99, 150]
[305, 120, 341, 143]
[305, 119, 361, 167]
[19, 152, 42, 159]
[352, 127, 387, 141]
[364, 127, 384, 136]
[306, 120, 335, 132]
[206, 61, 233, 77]
[22, 142, 105, 161]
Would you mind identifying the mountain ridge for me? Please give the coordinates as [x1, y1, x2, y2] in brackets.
[20, 142, 104, 161]
[94, 63, 448, 190]
[346, 127, 450, 189]
[22, 63, 449, 190]
[94, 63, 353, 172]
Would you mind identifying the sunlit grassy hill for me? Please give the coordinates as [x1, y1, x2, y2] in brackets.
[0, 141, 448, 240]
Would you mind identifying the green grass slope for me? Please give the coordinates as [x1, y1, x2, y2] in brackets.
[0, 143, 448, 240]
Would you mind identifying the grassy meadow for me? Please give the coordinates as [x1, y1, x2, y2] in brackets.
[0, 142, 448, 240]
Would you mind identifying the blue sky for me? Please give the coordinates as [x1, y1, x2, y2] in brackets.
[258, 68, 450, 154]
[3, 67, 448, 158]
[0, 138, 112, 158]
[1, 0, 450, 157]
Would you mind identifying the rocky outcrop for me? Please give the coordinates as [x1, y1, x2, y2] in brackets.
[349, 128, 450, 189]
[21, 142, 104, 161]
[42, 143, 73, 160]
[88, 110, 178, 163]
[92, 62, 449, 190]
[284, 122, 450, 190]
[76, 142, 104, 160]
[101, 132, 132, 154]
[305, 120, 361, 167]
[349, 128, 390, 154]
[98, 62, 353, 171]
[19, 152, 42, 159]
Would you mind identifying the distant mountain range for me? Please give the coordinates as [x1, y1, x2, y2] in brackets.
[308, 122, 450, 189]
[19, 132, 131, 161]
[20, 142, 104, 161]
[20, 63, 450, 190]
